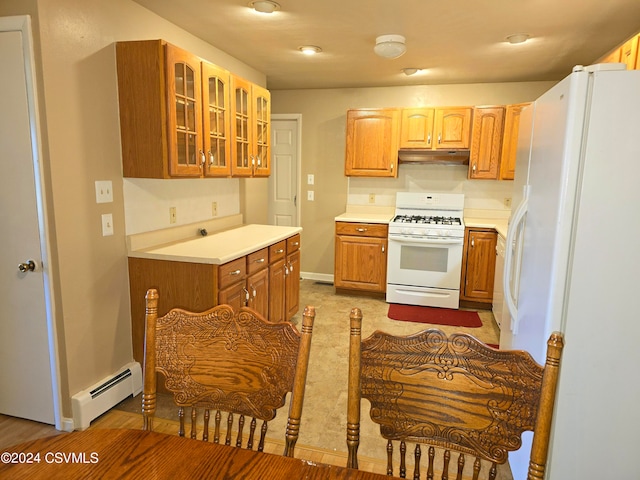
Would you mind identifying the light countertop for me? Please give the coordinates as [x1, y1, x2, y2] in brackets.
[334, 206, 509, 236]
[128, 224, 302, 265]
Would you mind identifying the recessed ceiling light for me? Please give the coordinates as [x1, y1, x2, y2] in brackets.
[249, 0, 280, 14]
[299, 45, 322, 55]
[506, 33, 530, 44]
[402, 68, 420, 76]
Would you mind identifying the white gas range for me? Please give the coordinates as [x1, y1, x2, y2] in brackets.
[386, 192, 465, 309]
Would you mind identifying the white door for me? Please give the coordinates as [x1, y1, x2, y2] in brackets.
[0, 18, 60, 426]
[268, 116, 300, 226]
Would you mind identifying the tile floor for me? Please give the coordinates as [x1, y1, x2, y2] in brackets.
[119, 279, 512, 479]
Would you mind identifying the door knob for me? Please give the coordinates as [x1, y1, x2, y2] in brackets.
[18, 260, 36, 273]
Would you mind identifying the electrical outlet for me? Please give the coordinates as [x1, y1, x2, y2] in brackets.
[101, 213, 114, 236]
[504, 197, 512, 208]
[169, 207, 177, 224]
[95, 180, 113, 203]
[307, 190, 314, 201]
[212, 201, 218, 217]
[369, 193, 375, 204]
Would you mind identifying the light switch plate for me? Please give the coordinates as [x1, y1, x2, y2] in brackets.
[307, 190, 314, 201]
[101, 213, 114, 236]
[95, 180, 113, 203]
[307, 174, 314, 185]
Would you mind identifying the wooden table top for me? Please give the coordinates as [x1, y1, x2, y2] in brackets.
[0, 428, 396, 479]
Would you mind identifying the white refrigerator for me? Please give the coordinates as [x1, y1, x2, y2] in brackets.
[501, 63, 640, 479]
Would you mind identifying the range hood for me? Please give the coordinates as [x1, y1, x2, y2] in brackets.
[397, 149, 470, 165]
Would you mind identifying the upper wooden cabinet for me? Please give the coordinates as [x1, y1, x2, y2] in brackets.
[202, 62, 232, 177]
[116, 40, 268, 179]
[345, 108, 400, 177]
[621, 35, 639, 70]
[231, 76, 271, 177]
[469, 106, 505, 179]
[499, 103, 530, 180]
[599, 32, 640, 70]
[400, 107, 472, 150]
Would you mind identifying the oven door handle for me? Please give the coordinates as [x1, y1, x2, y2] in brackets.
[389, 236, 463, 246]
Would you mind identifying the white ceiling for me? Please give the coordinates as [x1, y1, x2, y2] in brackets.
[132, 0, 640, 90]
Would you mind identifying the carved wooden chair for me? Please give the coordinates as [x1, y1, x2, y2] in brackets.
[346, 308, 564, 480]
[141, 288, 315, 457]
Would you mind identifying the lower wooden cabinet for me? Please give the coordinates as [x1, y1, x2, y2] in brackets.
[128, 233, 300, 364]
[460, 227, 497, 304]
[334, 222, 388, 293]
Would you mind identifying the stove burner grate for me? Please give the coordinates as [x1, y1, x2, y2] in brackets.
[392, 215, 462, 225]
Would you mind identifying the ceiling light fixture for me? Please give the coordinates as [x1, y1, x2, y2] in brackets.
[374, 34, 406, 59]
[249, 0, 280, 14]
[506, 33, 530, 44]
[402, 68, 420, 76]
[299, 45, 322, 55]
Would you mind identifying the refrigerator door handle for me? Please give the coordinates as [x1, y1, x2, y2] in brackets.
[504, 189, 529, 334]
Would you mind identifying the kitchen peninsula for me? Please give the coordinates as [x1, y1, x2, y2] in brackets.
[127, 219, 301, 363]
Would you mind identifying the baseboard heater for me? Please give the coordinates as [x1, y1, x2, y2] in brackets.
[71, 362, 142, 430]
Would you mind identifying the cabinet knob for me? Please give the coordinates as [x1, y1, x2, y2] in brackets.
[230, 269, 241, 276]
[254, 258, 265, 264]
[356, 227, 367, 232]
[275, 249, 284, 254]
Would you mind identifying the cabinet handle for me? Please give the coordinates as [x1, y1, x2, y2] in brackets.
[199, 150, 206, 166]
[471, 238, 475, 247]
[438, 133, 442, 144]
[288, 262, 294, 273]
[292, 242, 299, 246]
[257, 157, 262, 167]
[251, 286, 257, 297]
[250, 155, 256, 166]
[284, 264, 289, 275]
[230, 269, 241, 276]
[275, 249, 284, 254]
[390, 163, 394, 171]
[242, 287, 249, 305]
[253, 258, 265, 264]
[208, 150, 215, 166]
[472, 164, 477, 173]
[356, 227, 367, 232]
[427, 133, 431, 145]
[382, 245, 385, 253]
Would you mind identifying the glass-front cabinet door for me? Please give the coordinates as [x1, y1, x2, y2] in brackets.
[165, 45, 203, 177]
[202, 62, 231, 177]
[231, 75, 252, 177]
[252, 85, 271, 177]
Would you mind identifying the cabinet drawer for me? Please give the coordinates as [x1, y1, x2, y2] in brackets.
[336, 222, 388, 238]
[269, 241, 286, 263]
[247, 248, 269, 275]
[218, 257, 246, 289]
[287, 234, 301, 253]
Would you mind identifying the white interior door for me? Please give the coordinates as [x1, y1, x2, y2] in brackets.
[268, 116, 300, 226]
[0, 18, 60, 426]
